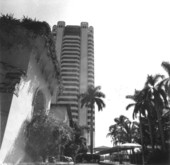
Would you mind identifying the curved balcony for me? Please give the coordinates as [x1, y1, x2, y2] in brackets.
[88, 81, 94, 86]
[88, 77, 94, 82]
[88, 66, 94, 72]
[61, 68, 79, 73]
[88, 72, 94, 78]
[57, 100, 78, 106]
[88, 46, 93, 51]
[61, 92, 78, 97]
[62, 43, 80, 48]
[63, 80, 79, 85]
[63, 35, 80, 39]
[61, 72, 79, 78]
[88, 63, 94, 68]
[62, 47, 80, 52]
[62, 77, 79, 82]
[61, 56, 80, 61]
[62, 76, 79, 82]
[64, 85, 79, 90]
[88, 42, 94, 47]
[72, 112, 78, 116]
[58, 95, 78, 100]
[71, 106, 79, 111]
[62, 50, 80, 55]
[61, 59, 80, 64]
[88, 69, 94, 74]
[88, 56, 94, 62]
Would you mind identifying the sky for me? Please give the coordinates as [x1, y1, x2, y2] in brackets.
[1, 0, 170, 147]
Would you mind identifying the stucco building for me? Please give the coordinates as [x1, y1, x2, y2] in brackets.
[0, 19, 71, 163]
[52, 21, 95, 146]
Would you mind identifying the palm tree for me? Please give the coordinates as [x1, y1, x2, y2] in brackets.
[127, 74, 168, 152]
[79, 85, 105, 154]
[127, 88, 156, 151]
[126, 89, 146, 164]
[107, 123, 120, 145]
[107, 115, 140, 145]
[64, 122, 89, 160]
[144, 74, 168, 151]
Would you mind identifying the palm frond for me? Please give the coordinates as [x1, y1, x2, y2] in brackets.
[95, 91, 105, 98]
[158, 88, 168, 106]
[95, 98, 105, 111]
[79, 85, 105, 112]
[133, 103, 141, 119]
[162, 61, 170, 77]
[80, 97, 90, 108]
[154, 74, 165, 82]
[126, 103, 135, 110]
[153, 89, 163, 106]
[106, 132, 112, 137]
[145, 74, 164, 87]
[126, 95, 134, 100]
[94, 85, 101, 92]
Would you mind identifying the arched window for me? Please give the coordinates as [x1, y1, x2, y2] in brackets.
[32, 89, 46, 116]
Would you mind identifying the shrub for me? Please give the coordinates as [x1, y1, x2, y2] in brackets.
[75, 154, 100, 163]
[24, 112, 72, 162]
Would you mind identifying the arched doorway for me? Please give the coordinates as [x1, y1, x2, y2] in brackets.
[32, 89, 46, 116]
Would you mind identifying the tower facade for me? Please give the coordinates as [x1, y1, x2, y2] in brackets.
[53, 21, 95, 145]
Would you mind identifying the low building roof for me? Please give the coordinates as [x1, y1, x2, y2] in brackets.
[97, 143, 141, 155]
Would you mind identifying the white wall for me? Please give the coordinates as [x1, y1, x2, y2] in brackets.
[0, 53, 52, 163]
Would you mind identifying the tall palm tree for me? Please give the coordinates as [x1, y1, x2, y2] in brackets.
[126, 89, 146, 165]
[144, 74, 169, 151]
[127, 74, 168, 151]
[127, 88, 156, 151]
[79, 85, 105, 154]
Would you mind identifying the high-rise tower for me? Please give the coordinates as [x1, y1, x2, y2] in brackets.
[53, 21, 95, 145]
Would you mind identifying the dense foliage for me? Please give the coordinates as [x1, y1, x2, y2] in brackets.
[0, 14, 51, 43]
[125, 62, 170, 163]
[0, 14, 60, 79]
[107, 62, 170, 164]
[107, 115, 140, 145]
[64, 122, 88, 160]
[75, 154, 100, 163]
[24, 112, 72, 162]
[24, 112, 89, 162]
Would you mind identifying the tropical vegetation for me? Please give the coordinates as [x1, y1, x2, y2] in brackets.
[107, 115, 140, 145]
[79, 85, 105, 154]
[63, 122, 89, 161]
[24, 112, 89, 162]
[24, 111, 72, 162]
[107, 61, 170, 164]
[125, 62, 170, 163]
[0, 14, 61, 80]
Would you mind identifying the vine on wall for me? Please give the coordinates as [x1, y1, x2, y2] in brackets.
[0, 14, 62, 95]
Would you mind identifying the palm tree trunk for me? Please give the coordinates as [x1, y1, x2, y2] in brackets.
[147, 115, 155, 151]
[155, 105, 166, 151]
[90, 107, 93, 154]
[139, 115, 145, 165]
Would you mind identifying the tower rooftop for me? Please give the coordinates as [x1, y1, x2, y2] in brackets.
[64, 26, 80, 36]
